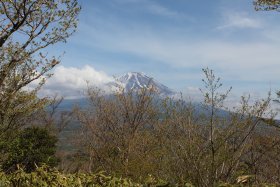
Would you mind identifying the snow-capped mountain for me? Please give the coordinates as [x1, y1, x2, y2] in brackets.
[106, 72, 178, 97]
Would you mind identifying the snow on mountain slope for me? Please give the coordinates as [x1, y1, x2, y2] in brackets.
[106, 72, 178, 98]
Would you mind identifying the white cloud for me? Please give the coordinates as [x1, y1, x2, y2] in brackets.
[147, 3, 187, 19]
[76, 8, 280, 80]
[217, 12, 262, 30]
[36, 65, 112, 98]
[82, 27, 280, 82]
[70, 8, 280, 99]
[113, 0, 190, 20]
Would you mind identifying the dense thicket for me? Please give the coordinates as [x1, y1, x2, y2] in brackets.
[2, 127, 58, 173]
[56, 69, 280, 187]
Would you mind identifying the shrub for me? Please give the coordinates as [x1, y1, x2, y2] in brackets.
[2, 127, 59, 173]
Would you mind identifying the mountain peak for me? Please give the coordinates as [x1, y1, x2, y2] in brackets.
[126, 72, 146, 76]
[107, 72, 177, 97]
[117, 72, 150, 86]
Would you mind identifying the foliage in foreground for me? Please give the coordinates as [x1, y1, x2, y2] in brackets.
[0, 165, 159, 187]
[0, 165, 276, 187]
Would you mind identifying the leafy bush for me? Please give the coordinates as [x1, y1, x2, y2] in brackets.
[0, 165, 141, 187]
[2, 127, 59, 173]
[0, 166, 276, 187]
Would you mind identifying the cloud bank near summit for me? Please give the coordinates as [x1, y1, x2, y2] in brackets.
[36, 66, 112, 98]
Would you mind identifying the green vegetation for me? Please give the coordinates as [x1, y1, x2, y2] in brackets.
[2, 127, 58, 173]
[0, 166, 142, 187]
[0, 166, 277, 186]
[0, 0, 80, 171]
[254, 0, 280, 11]
[0, 166, 261, 187]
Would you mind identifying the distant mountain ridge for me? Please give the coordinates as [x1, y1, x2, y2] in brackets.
[58, 72, 178, 110]
[106, 72, 178, 98]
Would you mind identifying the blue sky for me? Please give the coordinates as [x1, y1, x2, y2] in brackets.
[42, 0, 280, 102]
